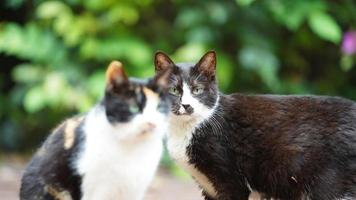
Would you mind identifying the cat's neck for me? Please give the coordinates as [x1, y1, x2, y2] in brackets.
[166, 95, 221, 199]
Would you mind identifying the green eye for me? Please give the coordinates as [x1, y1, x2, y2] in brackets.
[192, 86, 204, 95]
[169, 87, 179, 96]
[129, 104, 139, 113]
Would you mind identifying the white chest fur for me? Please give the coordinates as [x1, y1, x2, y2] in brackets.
[76, 107, 163, 200]
[166, 114, 218, 198]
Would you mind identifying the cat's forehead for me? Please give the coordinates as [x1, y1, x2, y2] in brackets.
[173, 63, 193, 81]
[175, 62, 194, 72]
[173, 62, 206, 84]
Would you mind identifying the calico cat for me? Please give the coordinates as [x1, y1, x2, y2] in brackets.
[154, 51, 356, 200]
[20, 61, 171, 200]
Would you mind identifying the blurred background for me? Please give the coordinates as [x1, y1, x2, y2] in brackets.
[0, 0, 355, 199]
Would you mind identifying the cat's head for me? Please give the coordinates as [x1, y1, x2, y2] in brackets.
[154, 51, 219, 122]
[103, 61, 171, 136]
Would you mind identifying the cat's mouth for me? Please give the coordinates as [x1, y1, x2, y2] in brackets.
[173, 105, 194, 116]
[172, 109, 193, 116]
[171, 105, 195, 116]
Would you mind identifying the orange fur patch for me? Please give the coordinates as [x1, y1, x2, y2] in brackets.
[63, 116, 84, 149]
[105, 61, 125, 85]
[142, 87, 159, 101]
[45, 185, 72, 200]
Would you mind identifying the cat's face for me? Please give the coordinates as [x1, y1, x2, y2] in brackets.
[154, 51, 219, 121]
[103, 61, 171, 136]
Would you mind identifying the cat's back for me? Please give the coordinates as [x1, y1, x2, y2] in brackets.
[225, 93, 354, 109]
[20, 115, 85, 200]
[219, 93, 356, 148]
[222, 93, 356, 122]
[219, 93, 356, 163]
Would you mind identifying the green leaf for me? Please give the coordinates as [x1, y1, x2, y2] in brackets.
[87, 70, 105, 98]
[186, 27, 214, 43]
[175, 8, 205, 29]
[216, 54, 234, 91]
[267, 0, 326, 30]
[53, 12, 73, 35]
[236, 0, 255, 7]
[308, 11, 342, 43]
[36, 1, 70, 19]
[0, 23, 67, 63]
[207, 2, 228, 24]
[341, 55, 354, 71]
[12, 64, 44, 83]
[83, 0, 114, 11]
[43, 72, 67, 106]
[80, 36, 152, 70]
[107, 5, 139, 25]
[5, 0, 25, 9]
[175, 43, 207, 61]
[238, 45, 280, 91]
[24, 86, 46, 113]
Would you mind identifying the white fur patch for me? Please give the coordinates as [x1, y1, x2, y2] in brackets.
[181, 83, 195, 105]
[167, 82, 219, 198]
[76, 91, 166, 200]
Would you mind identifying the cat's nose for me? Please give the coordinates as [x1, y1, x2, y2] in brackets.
[182, 104, 194, 114]
[182, 104, 190, 110]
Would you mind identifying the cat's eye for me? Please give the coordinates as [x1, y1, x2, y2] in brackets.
[192, 86, 204, 95]
[129, 104, 139, 113]
[169, 87, 180, 96]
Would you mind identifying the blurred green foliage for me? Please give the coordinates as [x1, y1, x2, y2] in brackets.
[0, 0, 355, 155]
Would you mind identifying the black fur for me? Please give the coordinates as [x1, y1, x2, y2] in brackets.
[189, 94, 356, 200]
[20, 116, 85, 200]
[156, 51, 356, 200]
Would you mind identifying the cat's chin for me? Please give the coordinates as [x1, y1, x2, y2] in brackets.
[170, 112, 198, 123]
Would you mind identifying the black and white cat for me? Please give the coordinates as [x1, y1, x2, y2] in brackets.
[155, 51, 356, 200]
[21, 61, 171, 200]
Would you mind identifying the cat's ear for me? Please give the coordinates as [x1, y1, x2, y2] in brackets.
[196, 50, 216, 79]
[154, 51, 174, 72]
[105, 61, 128, 89]
[154, 68, 172, 90]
